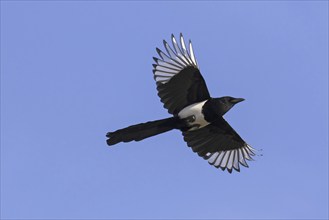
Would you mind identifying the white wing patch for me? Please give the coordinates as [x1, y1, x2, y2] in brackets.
[204, 144, 256, 173]
[153, 34, 198, 84]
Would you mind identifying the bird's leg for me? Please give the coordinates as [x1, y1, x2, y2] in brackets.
[176, 115, 197, 131]
[185, 115, 196, 123]
[184, 115, 201, 130]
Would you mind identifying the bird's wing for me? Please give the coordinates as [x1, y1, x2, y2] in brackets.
[182, 117, 256, 173]
[153, 34, 211, 115]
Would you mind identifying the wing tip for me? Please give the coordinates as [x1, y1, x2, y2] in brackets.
[171, 33, 175, 39]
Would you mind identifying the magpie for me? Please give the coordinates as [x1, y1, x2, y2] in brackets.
[106, 34, 256, 173]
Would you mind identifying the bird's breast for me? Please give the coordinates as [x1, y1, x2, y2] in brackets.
[178, 100, 210, 130]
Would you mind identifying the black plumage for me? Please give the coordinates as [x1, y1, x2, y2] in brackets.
[156, 66, 210, 115]
[106, 34, 256, 173]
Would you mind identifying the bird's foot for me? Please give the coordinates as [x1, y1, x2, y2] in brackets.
[185, 115, 196, 123]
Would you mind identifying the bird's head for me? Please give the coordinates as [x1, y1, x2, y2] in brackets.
[216, 96, 245, 115]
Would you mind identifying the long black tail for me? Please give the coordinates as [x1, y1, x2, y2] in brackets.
[106, 117, 180, 146]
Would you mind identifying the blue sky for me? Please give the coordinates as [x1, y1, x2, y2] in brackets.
[1, 1, 328, 219]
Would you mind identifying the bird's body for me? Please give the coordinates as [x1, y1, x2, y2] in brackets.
[106, 34, 256, 173]
[177, 100, 209, 130]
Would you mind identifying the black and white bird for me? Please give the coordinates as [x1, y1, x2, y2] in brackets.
[106, 34, 256, 173]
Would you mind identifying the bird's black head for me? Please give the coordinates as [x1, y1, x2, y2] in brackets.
[216, 96, 245, 116]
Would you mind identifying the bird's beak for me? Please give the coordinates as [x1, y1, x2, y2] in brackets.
[231, 98, 245, 104]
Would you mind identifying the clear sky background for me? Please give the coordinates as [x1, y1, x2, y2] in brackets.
[1, 1, 328, 219]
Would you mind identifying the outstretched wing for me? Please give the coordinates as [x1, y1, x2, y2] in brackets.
[153, 34, 211, 115]
[182, 117, 256, 173]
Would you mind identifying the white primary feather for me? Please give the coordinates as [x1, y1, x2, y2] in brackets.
[206, 144, 257, 172]
[153, 34, 198, 84]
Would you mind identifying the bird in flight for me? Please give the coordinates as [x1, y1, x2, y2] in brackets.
[106, 34, 256, 173]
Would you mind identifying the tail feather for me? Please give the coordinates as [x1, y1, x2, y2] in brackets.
[106, 117, 178, 146]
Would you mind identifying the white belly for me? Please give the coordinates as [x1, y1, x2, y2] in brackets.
[178, 100, 210, 129]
